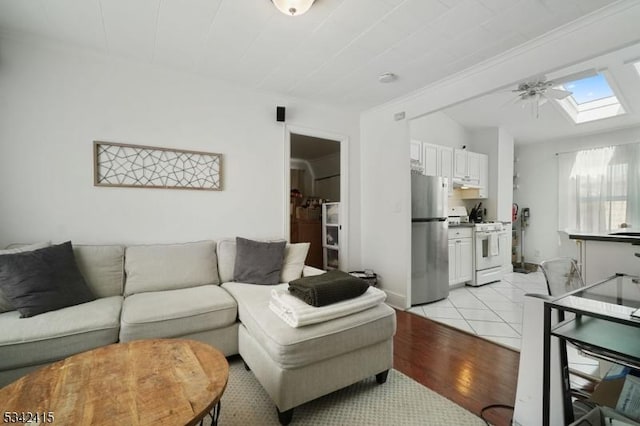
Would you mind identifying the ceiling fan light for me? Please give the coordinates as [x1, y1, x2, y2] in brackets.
[272, 0, 315, 16]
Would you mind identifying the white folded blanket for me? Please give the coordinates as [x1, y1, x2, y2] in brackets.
[269, 286, 387, 328]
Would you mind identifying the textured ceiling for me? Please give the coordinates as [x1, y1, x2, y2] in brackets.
[0, 0, 619, 108]
[443, 41, 640, 143]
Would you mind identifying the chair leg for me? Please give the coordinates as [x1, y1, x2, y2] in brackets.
[277, 408, 294, 425]
[376, 370, 389, 384]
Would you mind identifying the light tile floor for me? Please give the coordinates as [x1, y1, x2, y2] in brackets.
[408, 270, 600, 377]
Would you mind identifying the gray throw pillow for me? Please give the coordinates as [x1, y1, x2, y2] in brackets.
[0, 242, 51, 313]
[233, 237, 286, 285]
[0, 241, 95, 317]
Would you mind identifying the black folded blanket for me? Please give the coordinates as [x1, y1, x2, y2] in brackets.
[288, 270, 370, 307]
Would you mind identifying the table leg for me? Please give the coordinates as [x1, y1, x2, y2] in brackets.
[543, 304, 551, 426]
[558, 310, 573, 425]
[199, 401, 221, 426]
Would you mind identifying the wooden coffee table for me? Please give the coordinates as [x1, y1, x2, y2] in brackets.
[0, 339, 228, 426]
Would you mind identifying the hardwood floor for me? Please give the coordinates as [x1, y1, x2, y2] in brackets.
[393, 309, 520, 426]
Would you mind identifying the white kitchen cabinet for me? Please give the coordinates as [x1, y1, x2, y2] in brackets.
[454, 149, 468, 179]
[467, 152, 482, 182]
[458, 238, 473, 283]
[422, 142, 439, 176]
[440, 146, 453, 193]
[410, 140, 423, 173]
[454, 149, 481, 183]
[448, 227, 473, 286]
[448, 241, 456, 285]
[421, 143, 453, 193]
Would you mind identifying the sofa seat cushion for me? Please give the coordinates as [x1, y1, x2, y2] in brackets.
[119, 285, 237, 342]
[221, 282, 396, 369]
[0, 296, 122, 371]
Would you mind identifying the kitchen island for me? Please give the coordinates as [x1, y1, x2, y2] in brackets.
[568, 231, 640, 283]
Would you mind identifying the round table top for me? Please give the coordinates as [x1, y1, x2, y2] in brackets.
[0, 339, 229, 426]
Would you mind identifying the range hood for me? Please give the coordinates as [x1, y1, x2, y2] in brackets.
[452, 178, 481, 189]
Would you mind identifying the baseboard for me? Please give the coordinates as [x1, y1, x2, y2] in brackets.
[512, 262, 539, 273]
[381, 289, 406, 310]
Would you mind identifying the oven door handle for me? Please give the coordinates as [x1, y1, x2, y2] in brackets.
[475, 232, 496, 237]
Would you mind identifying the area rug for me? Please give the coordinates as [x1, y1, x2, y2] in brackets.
[209, 357, 485, 425]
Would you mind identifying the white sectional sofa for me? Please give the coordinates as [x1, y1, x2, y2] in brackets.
[0, 239, 396, 425]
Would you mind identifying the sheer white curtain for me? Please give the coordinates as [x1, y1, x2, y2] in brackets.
[558, 144, 640, 233]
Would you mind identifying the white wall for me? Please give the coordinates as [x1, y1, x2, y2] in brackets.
[497, 128, 515, 223]
[409, 111, 469, 149]
[360, 1, 640, 308]
[361, 111, 411, 308]
[0, 37, 362, 267]
[467, 127, 514, 222]
[514, 125, 640, 264]
[468, 128, 499, 218]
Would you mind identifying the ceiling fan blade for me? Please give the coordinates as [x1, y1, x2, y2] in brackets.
[538, 95, 549, 106]
[549, 68, 598, 86]
[545, 87, 572, 99]
[500, 94, 523, 108]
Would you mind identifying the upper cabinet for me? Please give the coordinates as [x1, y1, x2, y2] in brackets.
[422, 143, 439, 176]
[440, 146, 453, 191]
[422, 143, 453, 194]
[454, 149, 481, 183]
[411, 141, 487, 198]
[410, 140, 423, 173]
[454, 149, 468, 179]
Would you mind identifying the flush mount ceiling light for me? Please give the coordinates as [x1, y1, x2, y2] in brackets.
[272, 0, 315, 16]
[378, 72, 397, 83]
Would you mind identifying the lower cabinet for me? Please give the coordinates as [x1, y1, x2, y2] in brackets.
[449, 228, 473, 286]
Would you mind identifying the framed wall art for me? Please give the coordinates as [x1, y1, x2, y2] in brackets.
[93, 141, 222, 191]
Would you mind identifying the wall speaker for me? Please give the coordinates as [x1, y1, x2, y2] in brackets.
[276, 106, 285, 122]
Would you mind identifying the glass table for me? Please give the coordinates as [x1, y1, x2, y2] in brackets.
[542, 274, 640, 426]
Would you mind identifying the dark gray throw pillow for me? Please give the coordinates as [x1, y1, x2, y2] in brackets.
[0, 241, 95, 318]
[233, 237, 286, 285]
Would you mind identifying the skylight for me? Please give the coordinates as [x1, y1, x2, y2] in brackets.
[564, 74, 614, 104]
[555, 72, 625, 124]
[634, 61, 640, 77]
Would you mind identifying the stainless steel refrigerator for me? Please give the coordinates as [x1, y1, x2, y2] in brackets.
[411, 174, 449, 305]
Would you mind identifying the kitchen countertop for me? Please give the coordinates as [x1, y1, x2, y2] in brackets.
[448, 222, 512, 228]
[449, 223, 475, 228]
[568, 231, 640, 243]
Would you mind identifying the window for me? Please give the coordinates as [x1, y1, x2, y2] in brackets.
[558, 144, 640, 233]
[555, 72, 625, 124]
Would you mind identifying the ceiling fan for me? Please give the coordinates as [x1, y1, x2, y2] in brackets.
[508, 69, 597, 117]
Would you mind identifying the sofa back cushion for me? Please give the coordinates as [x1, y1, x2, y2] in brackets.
[73, 245, 125, 298]
[124, 241, 219, 296]
[217, 238, 309, 283]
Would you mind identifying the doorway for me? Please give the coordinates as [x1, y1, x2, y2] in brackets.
[285, 126, 348, 271]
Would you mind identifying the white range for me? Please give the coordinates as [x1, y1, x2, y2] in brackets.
[470, 222, 507, 286]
